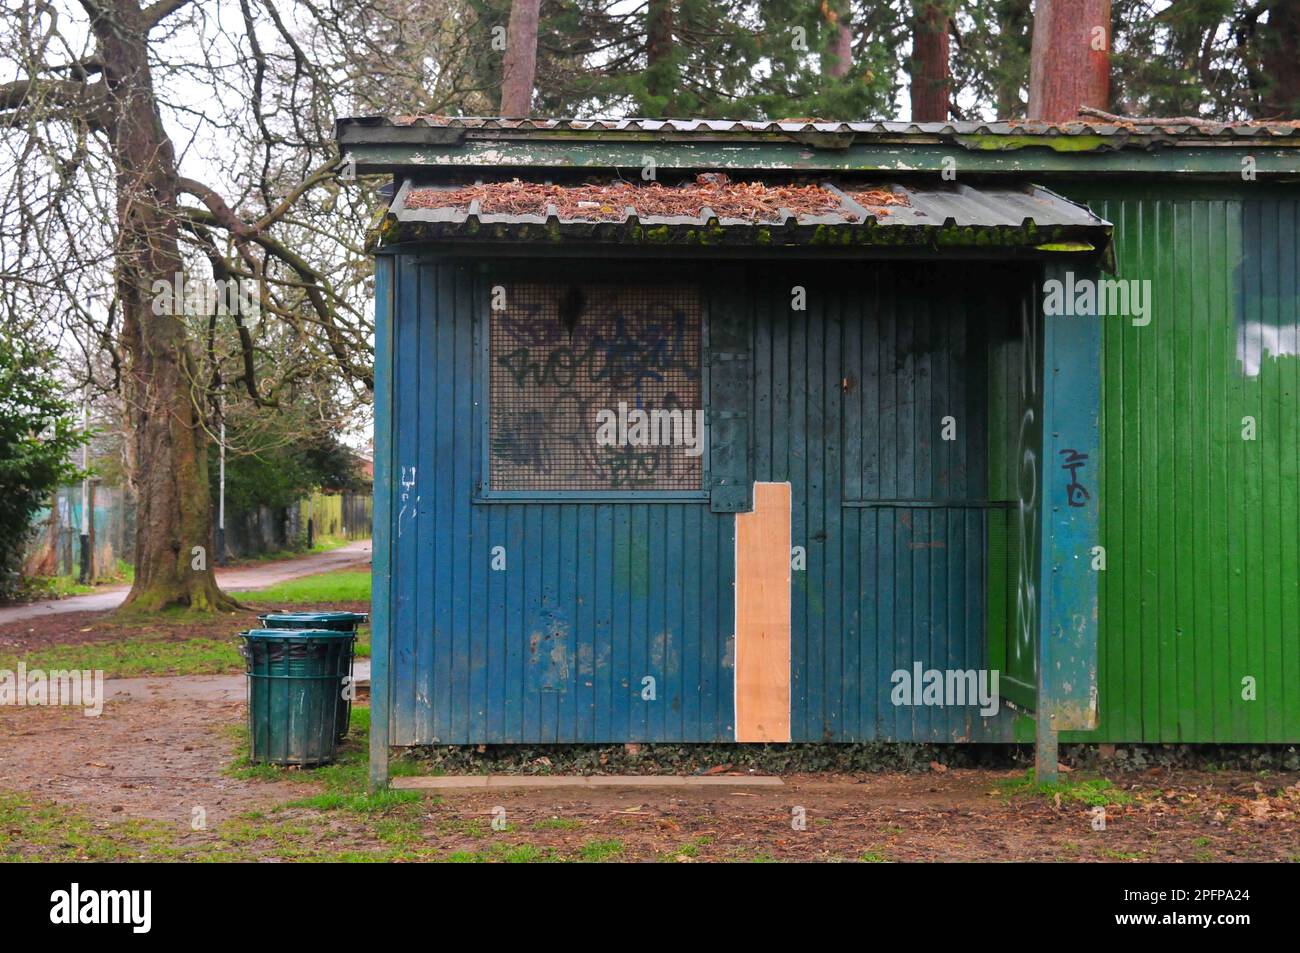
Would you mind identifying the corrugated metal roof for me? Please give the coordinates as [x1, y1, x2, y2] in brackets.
[392, 176, 1106, 231]
[345, 114, 1300, 141]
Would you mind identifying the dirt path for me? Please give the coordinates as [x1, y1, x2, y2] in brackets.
[0, 540, 371, 625]
[0, 695, 314, 827]
[1, 683, 1295, 860]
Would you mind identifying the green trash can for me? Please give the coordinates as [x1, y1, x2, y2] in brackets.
[257, 611, 368, 741]
[257, 611, 370, 633]
[241, 628, 356, 766]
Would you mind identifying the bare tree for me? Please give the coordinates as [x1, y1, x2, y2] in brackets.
[0, 0, 489, 612]
[0, 0, 242, 611]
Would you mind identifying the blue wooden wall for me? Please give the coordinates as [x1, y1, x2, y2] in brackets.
[381, 255, 1027, 744]
[749, 266, 1019, 742]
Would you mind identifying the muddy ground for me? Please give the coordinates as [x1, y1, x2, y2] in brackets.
[1, 687, 1296, 861]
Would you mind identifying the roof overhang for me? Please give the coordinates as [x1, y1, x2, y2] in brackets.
[337, 115, 1300, 178]
[376, 175, 1112, 262]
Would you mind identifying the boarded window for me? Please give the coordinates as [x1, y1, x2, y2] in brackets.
[489, 283, 704, 492]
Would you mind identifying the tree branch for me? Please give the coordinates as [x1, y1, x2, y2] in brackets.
[143, 0, 193, 30]
[176, 177, 254, 239]
[1077, 105, 1224, 127]
[0, 76, 107, 114]
[177, 205, 374, 390]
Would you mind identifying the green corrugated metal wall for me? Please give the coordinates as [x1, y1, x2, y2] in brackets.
[1063, 183, 1299, 743]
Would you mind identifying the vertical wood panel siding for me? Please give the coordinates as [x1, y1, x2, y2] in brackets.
[750, 264, 1022, 742]
[384, 258, 1024, 744]
[387, 260, 735, 744]
[1062, 186, 1300, 743]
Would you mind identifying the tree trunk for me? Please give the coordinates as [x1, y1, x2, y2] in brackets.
[821, 17, 852, 78]
[499, 0, 541, 117]
[95, 0, 236, 613]
[910, 1, 950, 121]
[22, 498, 59, 578]
[1260, 0, 1300, 118]
[1028, 0, 1111, 121]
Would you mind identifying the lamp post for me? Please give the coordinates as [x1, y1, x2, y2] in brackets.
[216, 417, 226, 566]
[79, 393, 91, 584]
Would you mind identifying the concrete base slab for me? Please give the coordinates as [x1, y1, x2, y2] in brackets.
[391, 774, 785, 790]
[97, 659, 372, 706]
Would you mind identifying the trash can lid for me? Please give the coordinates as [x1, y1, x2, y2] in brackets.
[256, 611, 370, 625]
[241, 627, 357, 641]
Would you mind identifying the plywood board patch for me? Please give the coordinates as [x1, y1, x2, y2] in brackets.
[734, 482, 792, 742]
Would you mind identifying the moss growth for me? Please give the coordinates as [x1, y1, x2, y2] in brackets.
[1036, 241, 1097, 252]
[956, 134, 1112, 153]
[997, 769, 1134, 807]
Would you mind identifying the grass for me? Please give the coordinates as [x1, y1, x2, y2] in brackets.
[0, 785, 449, 863]
[0, 637, 240, 678]
[0, 626, 369, 678]
[0, 567, 373, 678]
[578, 838, 625, 862]
[997, 769, 1134, 807]
[445, 843, 559, 863]
[243, 570, 371, 604]
[0, 710, 441, 862]
[1098, 848, 1146, 861]
[1, 708, 666, 863]
[14, 560, 134, 602]
[0, 792, 185, 862]
[242, 569, 373, 658]
[662, 835, 713, 861]
[227, 535, 354, 566]
[207, 712, 629, 862]
[25, 577, 95, 598]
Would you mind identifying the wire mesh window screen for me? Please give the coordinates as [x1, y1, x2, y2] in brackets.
[489, 283, 704, 492]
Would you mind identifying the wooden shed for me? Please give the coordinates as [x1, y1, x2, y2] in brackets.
[335, 118, 1300, 786]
